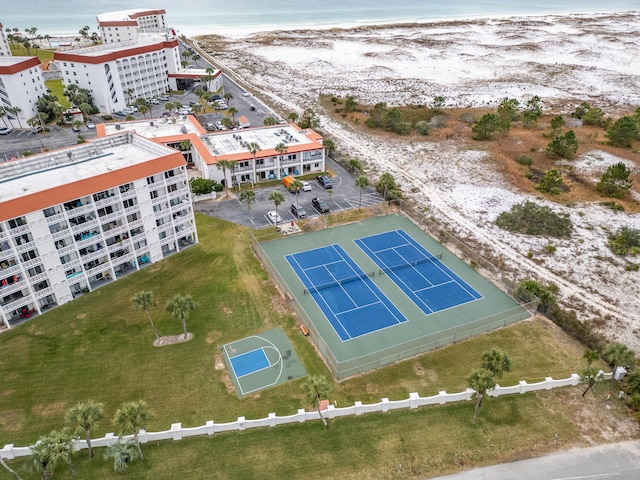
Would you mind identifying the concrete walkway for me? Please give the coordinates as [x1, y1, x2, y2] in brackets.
[433, 440, 640, 480]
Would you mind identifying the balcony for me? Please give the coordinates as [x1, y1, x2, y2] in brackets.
[22, 257, 44, 269]
[70, 218, 100, 234]
[0, 278, 26, 296]
[8, 224, 29, 236]
[57, 244, 76, 256]
[34, 286, 53, 299]
[45, 212, 66, 223]
[15, 240, 36, 254]
[94, 196, 118, 209]
[2, 296, 33, 312]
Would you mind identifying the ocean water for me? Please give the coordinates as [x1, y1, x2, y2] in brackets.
[2, 1, 637, 37]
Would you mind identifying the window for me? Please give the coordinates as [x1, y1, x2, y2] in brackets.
[8, 217, 26, 229]
[28, 265, 44, 277]
[21, 250, 38, 262]
[150, 190, 159, 200]
[123, 198, 136, 208]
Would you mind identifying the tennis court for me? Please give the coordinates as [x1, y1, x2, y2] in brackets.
[355, 229, 483, 314]
[221, 328, 306, 396]
[286, 245, 407, 341]
[256, 214, 533, 379]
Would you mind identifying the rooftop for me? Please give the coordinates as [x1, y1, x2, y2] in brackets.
[59, 33, 175, 58]
[0, 132, 178, 205]
[100, 116, 203, 138]
[97, 9, 166, 23]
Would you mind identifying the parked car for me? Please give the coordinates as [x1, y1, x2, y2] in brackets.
[301, 181, 312, 191]
[150, 98, 160, 105]
[71, 124, 81, 132]
[215, 121, 224, 129]
[31, 126, 44, 134]
[211, 94, 222, 101]
[316, 175, 333, 189]
[188, 101, 198, 106]
[267, 211, 283, 224]
[161, 111, 171, 117]
[312, 197, 330, 213]
[128, 105, 139, 112]
[86, 121, 95, 129]
[158, 95, 170, 101]
[205, 123, 216, 131]
[0, 127, 12, 135]
[290, 204, 308, 219]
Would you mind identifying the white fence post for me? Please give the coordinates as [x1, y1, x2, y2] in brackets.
[409, 392, 420, 409]
[1, 444, 15, 460]
[381, 398, 389, 412]
[206, 420, 215, 436]
[438, 391, 447, 404]
[519, 380, 528, 393]
[354, 401, 363, 415]
[545, 377, 553, 390]
[297, 409, 306, 423]
[138, 429, 148, 444]
[238, 416, 246, 431]
[171, 423, 182, 440]
[268, 412, 277, 427]
[570, 373, 580, 385]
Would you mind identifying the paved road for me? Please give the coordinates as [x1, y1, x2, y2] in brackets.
[433, 440, 640, 480]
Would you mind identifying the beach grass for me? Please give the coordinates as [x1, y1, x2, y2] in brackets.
[0, 214, 617, 479]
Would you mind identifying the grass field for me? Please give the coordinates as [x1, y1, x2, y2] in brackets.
[0, 214, 626, 479]
[44, 79, 71, 109]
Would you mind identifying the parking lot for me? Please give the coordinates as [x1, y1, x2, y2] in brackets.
[194, 157, 383, 229]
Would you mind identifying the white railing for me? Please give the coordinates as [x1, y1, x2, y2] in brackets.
[1, 373, 608, 459]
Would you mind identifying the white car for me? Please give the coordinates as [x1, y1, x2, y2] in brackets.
[150, 98, 160, 105]
[86, 121, 95, 129]
[301, 181, 312, 191]
[267, 211, 283, 224]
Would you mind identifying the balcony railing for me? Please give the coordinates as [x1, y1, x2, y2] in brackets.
[2, 296, 33, 312]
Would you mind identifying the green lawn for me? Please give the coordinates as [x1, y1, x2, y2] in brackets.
[9, 45, 54, 62]
[45, 79, 71, 109]
[0, 214, 613, 479]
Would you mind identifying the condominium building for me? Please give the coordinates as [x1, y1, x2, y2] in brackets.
[193, 124, 327, 186]
[98, 119, 327, 186]
[97, 9, 169, 44]
[54, 35, 182, 113]
[0, 132, 197, 329]
[0, 23, 11, 57]
[0, 56, 47, 126]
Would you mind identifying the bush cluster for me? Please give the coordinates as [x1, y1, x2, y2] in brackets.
[608, 226, 640, 256]
[496, 201, 572, 237]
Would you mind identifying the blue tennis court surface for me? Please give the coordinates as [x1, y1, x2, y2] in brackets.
[230, 348, 270, 377]
[286, 244, 407, 341]
[355, 229, 483, 314]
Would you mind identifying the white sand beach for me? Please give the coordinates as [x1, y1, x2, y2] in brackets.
[198, 11, 640, 349]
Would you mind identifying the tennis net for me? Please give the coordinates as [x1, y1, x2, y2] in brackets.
[378, 252, 443, 275]
[303, 270, 374, 295]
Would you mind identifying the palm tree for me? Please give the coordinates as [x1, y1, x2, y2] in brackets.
[216, 159, 234, 191]
[112, 400, 153, 461]
[583, 349, 600, 366]
[291, 179, 303, 209]
[103, 440, 140, 473]
[302, 375, 332, 430]
[0, 107, 10, 128]
[247, 141, 261, 182]
[263, 116, 276, 126]
[30, 428, 78, 479]
[604, 343, 636, 388]
[581, 365, 604, 397]
[65, 400, 105, 459]
[467, 369, 496, 420]
[322, 138, 335, 157]
[138, 104, 150, 119]
[223, 92, 233, 105]
[0, 455, 23, 480]
[481, 349, 512, 379]
[275, 142, 288, 179]
[7, 107, 23, 129]
[164, 102, 176, 115]
[181, 50, 192, 65]
[287, 111, 299, 123]
[44, 34, 51, 48]
[204, 67, 214, 91]
[348, 158, 363, 174]
[130, 291, 160, 339]
[268, 191, 285, 231]
[239, 190, 256, 225]
[166, 294, 199, 338]
[355, 175, 370, 211]
[228, 107, 238, 123]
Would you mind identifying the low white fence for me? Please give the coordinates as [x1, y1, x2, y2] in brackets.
[1, 372, 610, 459]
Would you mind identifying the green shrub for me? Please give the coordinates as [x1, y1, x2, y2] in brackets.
[496, 201, 573, 237]
[608, 226, 640, 256]
[535, 169, 563, 195]
[596, 162, 632, 198]
[515, 155, 533, 166]
[102, 115, 113, 121]
[190, 177, 218, 195]
[600, 201, 625, 212]
[415, 120, 429, 136]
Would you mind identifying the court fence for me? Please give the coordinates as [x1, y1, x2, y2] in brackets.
[1, 372, 613, 459]
[250, 230, 537, 380]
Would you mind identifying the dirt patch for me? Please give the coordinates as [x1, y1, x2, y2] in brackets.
[205, 330, 223, 344]
[33, 401, 67, 418]
[153, 332, 194, 347]
[76, 313, 86, 320]
[0, 410, 23, 431]
[413, 363, 425, 376]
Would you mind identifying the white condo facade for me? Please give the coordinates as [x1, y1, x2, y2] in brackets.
[54, 36, 182, 114]
[0, 56, 47, 126]
[0, 132, 197, 329]
[0, 23, 11, 57]
[97, 9, 169, 44]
